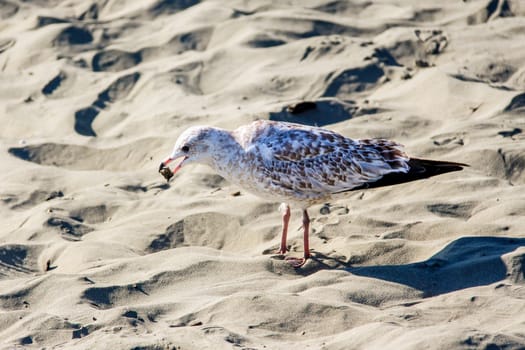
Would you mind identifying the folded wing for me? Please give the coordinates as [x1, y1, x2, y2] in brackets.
[244, 121, 412, 194]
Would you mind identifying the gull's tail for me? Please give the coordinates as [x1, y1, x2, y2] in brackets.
[353, 158, 468, 190]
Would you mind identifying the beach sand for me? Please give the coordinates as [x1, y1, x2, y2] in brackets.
[1, 0, 524, 349]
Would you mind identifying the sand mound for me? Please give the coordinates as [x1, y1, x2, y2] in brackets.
[1, 0, 524, 349]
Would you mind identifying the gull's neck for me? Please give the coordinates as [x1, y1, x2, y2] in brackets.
[206, 128, 246, 178]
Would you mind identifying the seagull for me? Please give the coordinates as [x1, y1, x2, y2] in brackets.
[159, 120, 466, 267]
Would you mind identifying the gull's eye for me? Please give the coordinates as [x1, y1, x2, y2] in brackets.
[181, 145, 190, 153]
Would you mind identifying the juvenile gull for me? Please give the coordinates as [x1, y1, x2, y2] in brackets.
[159, 120, 466, 267]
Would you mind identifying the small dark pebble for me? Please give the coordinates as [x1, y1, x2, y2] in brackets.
[287, 101, 317, 114]
[231, 191, 241, 197]
[123, 310, 138, 319]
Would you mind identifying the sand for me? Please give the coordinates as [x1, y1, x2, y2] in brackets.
[1, 0, 525, 349]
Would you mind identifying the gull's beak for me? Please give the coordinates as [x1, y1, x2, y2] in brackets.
[159, 156, 187, 175]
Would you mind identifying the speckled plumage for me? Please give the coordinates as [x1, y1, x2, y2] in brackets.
[161, 119, 465, 266]
[228, 120, 410, 206]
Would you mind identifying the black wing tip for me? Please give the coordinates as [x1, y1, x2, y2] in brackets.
[408, 158, 469, 171]
[343, 157, 467, 193]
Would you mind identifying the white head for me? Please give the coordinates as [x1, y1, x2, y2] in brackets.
[159, 125, 234, 178]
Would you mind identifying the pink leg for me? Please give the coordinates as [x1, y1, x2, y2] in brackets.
[285, 209, 310, 268]
[277, 203, 290, 254]
[302, 209, 311, 259]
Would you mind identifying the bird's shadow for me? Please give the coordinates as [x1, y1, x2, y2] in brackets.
[302, 236, 525, 297]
